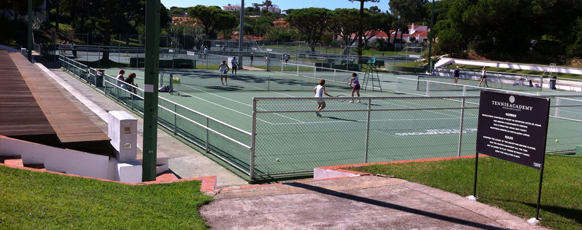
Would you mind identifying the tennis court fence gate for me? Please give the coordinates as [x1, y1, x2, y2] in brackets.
[59, 55, 582, 180]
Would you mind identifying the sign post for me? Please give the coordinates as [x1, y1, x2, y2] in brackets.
[474, 90, 550, 223]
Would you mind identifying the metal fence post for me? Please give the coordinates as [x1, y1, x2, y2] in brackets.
[457, 97, 466, 157]
[250, 98, 257, 179]
[364, 98, 372, 163]
[205, 117, 209, 152]
[555, 97, 561, 118]
[173, 103, 177, 134]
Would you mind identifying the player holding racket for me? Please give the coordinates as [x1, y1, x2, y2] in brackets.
[348, 73, 361, 103]
[314, 79, 333, 117]
[219, 60, 230, 86]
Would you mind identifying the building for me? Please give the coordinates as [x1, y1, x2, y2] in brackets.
[390, 23, 429, 43]
[223, 4, 242, 11]
[261, 5, 281, 14]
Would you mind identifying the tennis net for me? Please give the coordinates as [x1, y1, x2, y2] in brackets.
[159, 70, 353, 93]
[417, 75, 542, 92]
[396, 77, 545, 97]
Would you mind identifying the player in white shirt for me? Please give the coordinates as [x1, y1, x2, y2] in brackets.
[314, 79, 332, 117]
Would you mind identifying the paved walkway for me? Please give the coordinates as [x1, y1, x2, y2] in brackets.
[34, 55, 247, 188]
[201, 176, 547, 230]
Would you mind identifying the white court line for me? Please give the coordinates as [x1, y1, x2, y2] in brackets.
[178, 84, 303, 124]
[267, 116, 477, 126]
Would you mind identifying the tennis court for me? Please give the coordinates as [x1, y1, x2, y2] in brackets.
[60, 56, 582, 180]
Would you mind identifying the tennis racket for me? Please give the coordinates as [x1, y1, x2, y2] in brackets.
[335, 94, 346, 102]
[343, 77, 352, 85]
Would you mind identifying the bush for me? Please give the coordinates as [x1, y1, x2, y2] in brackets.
[370, 39, 391, 51]
[0, 17, 26, 46]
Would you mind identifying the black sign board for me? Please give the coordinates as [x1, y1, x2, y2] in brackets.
[476, 91, 550, 169]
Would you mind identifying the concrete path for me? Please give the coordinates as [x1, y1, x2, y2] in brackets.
[201, 176, 546, 230]
[34, 55, 247, 188]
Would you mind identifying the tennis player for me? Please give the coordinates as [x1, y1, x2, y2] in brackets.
[219, 60, 229, 86]
[348, 73, 361, 103]
[314, 79, 332, 117]
[453, 66, 460, 84]
[478, 66, 489, 87]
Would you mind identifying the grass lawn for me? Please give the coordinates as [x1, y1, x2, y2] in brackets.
[0, 166, 213, 229]
[347, 155, 582, 230]
[261, 45, 400, 56]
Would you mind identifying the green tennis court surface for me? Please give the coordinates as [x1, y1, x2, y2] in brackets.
[95, 67, 582, 179]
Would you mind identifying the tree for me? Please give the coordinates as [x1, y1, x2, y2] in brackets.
[448, 0, 541, 53]
[286, 7, 331, 52]
[388, 0, 427, 23]
[78, 0, 168, 59]
[376, 12, 395, 49]
[252, 3, 261, 12]
[349, 0, 380, 58]
[216, 11, 237, 39]
[566, 18, 582, 57]
[368, 6, 381, 14]
[188, 5, 235, 39]
[361, 12, 383, 47]
[329, 9, 360, 51]
[262, 0, 273, 12]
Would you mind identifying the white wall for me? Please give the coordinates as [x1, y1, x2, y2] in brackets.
[0, 136, 113, 180]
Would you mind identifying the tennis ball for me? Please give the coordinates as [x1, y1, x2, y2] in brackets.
[555, 139, 559, 142]
[276, 158, 280, 162]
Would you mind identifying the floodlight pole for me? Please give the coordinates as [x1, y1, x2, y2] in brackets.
[238, 0, 245, 69]
[27, 0, 33, 62]
[427, 0, 435, 73]
[142, 0, 161, 182]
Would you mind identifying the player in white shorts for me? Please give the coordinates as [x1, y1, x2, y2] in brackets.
[219, 60, 230, 85]
[314, 79, 332, 117]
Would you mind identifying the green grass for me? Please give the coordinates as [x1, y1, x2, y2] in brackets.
[347, 155, 582, 230]
[261, 45, 400, 56]
[49, 22, 74, 33]
[111, 38, 144, 47]
[392, 61, 423, 67]
[0, 166, 213, 229]
[196, 64, 220, 70]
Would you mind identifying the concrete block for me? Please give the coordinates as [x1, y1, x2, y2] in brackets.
[108, 111, 138, 162]
[137, 151, 170, 175]
[116, 160, 142, 183]
[314, 167, 360, 180]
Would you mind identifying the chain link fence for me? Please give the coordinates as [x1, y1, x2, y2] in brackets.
[251, 95, 582, 178]
[59, 55, 254, 177]
[60, 55, 582, 180]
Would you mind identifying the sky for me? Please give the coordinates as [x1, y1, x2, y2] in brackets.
[161, 0, 388, 12]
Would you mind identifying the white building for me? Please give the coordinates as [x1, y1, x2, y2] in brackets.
[223, 4, 242, 11]
[262, 5, 281, 14]
[390, 23, 429, 43]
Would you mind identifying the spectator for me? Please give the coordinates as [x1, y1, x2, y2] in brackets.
[231, 56, 238, 74]
[72, 42, 77, 58]
[117, 69, 126, 87]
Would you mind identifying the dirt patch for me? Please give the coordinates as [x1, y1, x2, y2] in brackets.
[467, 51, 490, 61]
[568, 58, 582, 67]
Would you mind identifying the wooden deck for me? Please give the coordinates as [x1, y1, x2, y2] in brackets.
[0, 50, 111, 156]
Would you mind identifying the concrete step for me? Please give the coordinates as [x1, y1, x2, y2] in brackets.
[155, 170, 179, 183]
[23, 163, 47, 172]
[4, 157, 23, 167]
